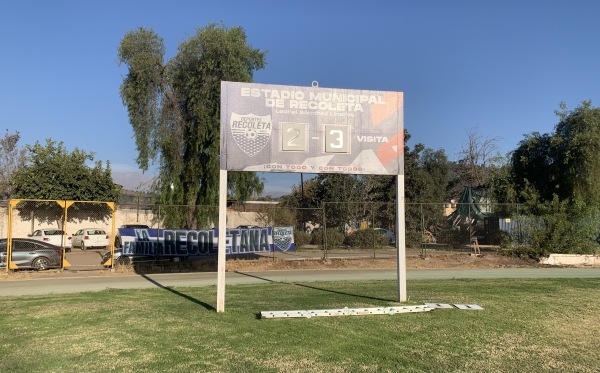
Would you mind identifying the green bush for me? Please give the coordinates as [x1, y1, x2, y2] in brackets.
[345, 229, 389, 248]
[501, 197, 600, 259]
[504, 244, 548, 260]
[437, 227, 470, 250]
[525, 219, 599, 258]
[406, 230, 423, 248]
[485, 230, 512, 247]
[293, 230, 311, 249]
[311, 229, 345, 248]
[310, 231, 323, 245]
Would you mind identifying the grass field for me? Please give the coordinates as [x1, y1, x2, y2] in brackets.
[1, 278, 599, 372]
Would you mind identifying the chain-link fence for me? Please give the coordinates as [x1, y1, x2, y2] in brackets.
[309, 201, 524, 256]
[4, 199, 116, 271]
[411, 202, 523, 256]
[1, 198, 527, 272]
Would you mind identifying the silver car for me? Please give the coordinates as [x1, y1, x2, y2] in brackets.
[0, 238, 63, 270]
[101, 249, 181, 267]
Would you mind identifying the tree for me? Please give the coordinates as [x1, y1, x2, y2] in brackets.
[10, 139, 120, 227]
[278, 177, 322, 231]
[227, 172, 264, 202]
[314, 173, 365, 231]
[118, 23, 267, 229]
[507, 101, 600, 256]
[510, 132, 557, 203]
[553, 101, 600, 208]
[0, 129, 26, 199]
[511, 101, 600, 210]
[282, 174, 365, 230]
[450, 127, 501, 196]
[365, 130, 451, 244]
[487, 160, 518, 214]
[12, 139, 119, 201]
[280, 130, 451, 244]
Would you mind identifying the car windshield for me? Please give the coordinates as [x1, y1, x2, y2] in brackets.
[44, 230, 63, 235]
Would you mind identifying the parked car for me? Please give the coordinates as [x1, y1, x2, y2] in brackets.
[101, 248, 179, 267]
[28, 228, 71, 252]
[71, 228, 110, 250]
[119, 224, 150, 229]
[0, 238, 63, 270]
[374, 228, 395, 244]
[101, 249, 127, 266]
[114, 224, 150, 248]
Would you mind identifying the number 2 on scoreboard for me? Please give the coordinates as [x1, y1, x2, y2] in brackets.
[281, 122, 308, 152]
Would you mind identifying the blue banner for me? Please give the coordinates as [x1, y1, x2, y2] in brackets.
[119, 226, 295, 258]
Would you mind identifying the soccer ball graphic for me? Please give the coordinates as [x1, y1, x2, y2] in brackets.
[245, 128, 258, 140]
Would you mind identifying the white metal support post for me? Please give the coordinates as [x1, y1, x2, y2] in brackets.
[217, 169, 228, 312]
[397, 174, 407, 302]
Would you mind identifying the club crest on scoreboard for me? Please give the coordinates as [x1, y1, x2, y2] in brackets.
[230, 113, 272, 157]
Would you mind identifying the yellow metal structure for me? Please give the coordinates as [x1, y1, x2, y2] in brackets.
[59, 200, 73, 268]
[7, 200, 18, 271]
[6, 199, 117, 272]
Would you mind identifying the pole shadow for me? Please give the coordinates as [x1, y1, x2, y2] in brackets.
[233, 271, 395, 303]
[140, 273, 215, 311]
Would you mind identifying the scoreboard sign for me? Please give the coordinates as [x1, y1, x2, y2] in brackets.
[220, 82, 404, 175]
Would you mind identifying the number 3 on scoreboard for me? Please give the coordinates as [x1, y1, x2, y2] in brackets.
[324, 125, 350, 153]
[329, 129, 344, 148]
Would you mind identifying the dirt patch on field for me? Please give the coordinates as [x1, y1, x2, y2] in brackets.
[225, 252, 542, 271]
[113, 251, 542, 274]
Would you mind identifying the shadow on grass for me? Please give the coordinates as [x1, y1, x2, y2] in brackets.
[140, 274, 215, 311]
[233, 271, 395, 303]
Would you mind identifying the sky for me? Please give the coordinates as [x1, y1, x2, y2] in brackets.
[2, 0, 600, 197]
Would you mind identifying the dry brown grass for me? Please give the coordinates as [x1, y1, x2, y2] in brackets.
[96, 252, 539, 274]
[0, 252, 541, 280]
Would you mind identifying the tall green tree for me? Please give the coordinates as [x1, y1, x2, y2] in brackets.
[512, 101, 600, 210]
[282, 173, 366, 231]
[511, 132, 557, 203]
[487, 160, 518, 214]
[278, 177, 322, 231]
[507, 101, 600, 256]
[118, 23, 267, 229]
[366, 131, 450, 240]
[553, 101, 600, 208]
[0, 129, 26, 199]
[314, 173, 365, 230]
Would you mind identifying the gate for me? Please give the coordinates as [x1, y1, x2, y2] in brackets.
[5, 199, 116, 272]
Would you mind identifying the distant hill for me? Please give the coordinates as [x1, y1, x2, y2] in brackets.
[112, 171, 290, 199]
[112, 171, 154, 191]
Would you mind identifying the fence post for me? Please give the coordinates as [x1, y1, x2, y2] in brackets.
[269, 208, 275, 261]
[322, 202, 327, 260]
[420, 203, 427, 258]
[372, 203, 376, 257]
